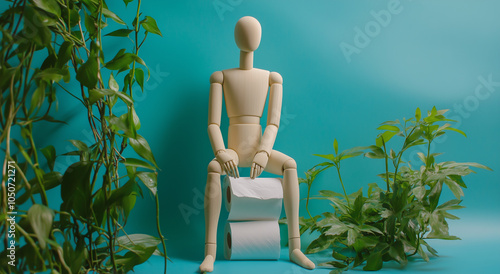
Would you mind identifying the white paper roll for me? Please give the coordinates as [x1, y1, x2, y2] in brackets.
[224, 221, 281, 260]
[223, 176, 283, 221]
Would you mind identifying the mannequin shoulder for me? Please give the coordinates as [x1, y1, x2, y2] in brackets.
[269, 72, 283, 85]
[210, 71, 223, 84]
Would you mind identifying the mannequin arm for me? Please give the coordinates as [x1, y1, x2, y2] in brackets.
[208, 71, 239, 177]
[251, 72, 283, 178]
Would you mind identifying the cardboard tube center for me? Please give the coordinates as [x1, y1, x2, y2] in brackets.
[227, 185, 231, 204]
[227, 232, 232, 249]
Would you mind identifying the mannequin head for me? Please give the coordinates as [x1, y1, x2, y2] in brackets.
[234, 16, 261, 52]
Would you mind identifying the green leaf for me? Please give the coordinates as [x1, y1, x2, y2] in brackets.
[376, 131, 397, 147]
[443, 179, 464, 200]
[56, 41, 73, 68]
[123, 0, 134, 6]
[388, 240, 406, 264]
[136, 172, 157, 195]
[107, 114, 133, 136]
[92, 189, 106, 227]
[89, 88, 133, 105]
[61, 161, 93, 218]
[109, 73, 119, 92]
[69, 140, 89, 152]
[364, 145, 385, 159]
[108, 180, 141, 206]
[130, 106, 141, 130]
[357, 224, 383, 235]
[140, 16, 162, 36]
[105, 28, 133, 37]
[102, 8, 126, 25]
[135, 68, 144, 92]
[24, 7, 52, 46]
[33, 0, 61, 16]
[313, 153, 334, 161]
[417, 244, 430, 262]
[305, 234, 332, 254]
[412, 185, 426, 201]
[324, 220, 349, 236]
[76, 57, 98, 88]
[41, 145, 56, 171]
[116, 234, 161, 251]
[415, 107, 421, 122]
[437, 199, 464, 211]
[35, 68, 69, 83]
[333, 139, 339, 155]
[377, 125, 399, 132]
[84, 11, 96, 38]
[105, 52, 135, 71]
[113, 245, 156, 272]
[347, 229, 358, 246]
[27, 204, 55, 249]
[448, 175, 467, 188]
[353, 236, 379, 253]
[443, 127, 466, 137]
[29, 83, 45, 114]
[363, 251, 383, 271]
[122, 158, 156, 170]
[129, 135, 158, 168]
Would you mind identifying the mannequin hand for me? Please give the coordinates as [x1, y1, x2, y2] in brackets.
[250, 151, 269, 179]
[216, 150, 239, 178]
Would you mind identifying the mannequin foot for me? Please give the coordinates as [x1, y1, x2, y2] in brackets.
[200, 255, 215, 272]
[290, 249, 315, 270]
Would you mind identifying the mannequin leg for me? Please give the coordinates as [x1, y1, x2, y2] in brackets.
[200, 159, 223, 272]
[266, 150, 315, 270]
[200, 149, 239, 272]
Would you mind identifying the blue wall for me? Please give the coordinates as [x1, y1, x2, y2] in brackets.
[22, 0, 500, 261]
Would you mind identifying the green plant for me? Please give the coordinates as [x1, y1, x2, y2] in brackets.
[292, 107, 491, 273]
[0, 0, 166, 273]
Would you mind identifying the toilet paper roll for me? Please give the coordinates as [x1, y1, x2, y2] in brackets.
[223, 176, 283, 221]
[224, 221, 281, 260]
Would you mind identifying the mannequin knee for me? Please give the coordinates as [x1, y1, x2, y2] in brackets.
[207, 160, 222, 174]
[283, 158, 297, 170]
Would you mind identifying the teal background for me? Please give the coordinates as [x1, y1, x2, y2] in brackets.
[7, 0, 500, 273]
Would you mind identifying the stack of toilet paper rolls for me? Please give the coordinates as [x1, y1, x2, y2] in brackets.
[223, 176, 283, 260]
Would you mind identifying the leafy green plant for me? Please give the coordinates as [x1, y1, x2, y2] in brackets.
[291, 107, 491, 273]
[0, 0, 166, 273]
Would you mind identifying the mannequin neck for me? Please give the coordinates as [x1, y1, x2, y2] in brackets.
[239, 51, 253, 70]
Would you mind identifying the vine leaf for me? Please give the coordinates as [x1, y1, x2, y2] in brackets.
[61, 161, 93, 218]
[140, 16, 162, 36]
[106, 28, 133, 37]
[41, 145, 56, 171]
[129, 134, 158, 168]
[76, 57, 98, 88]
[28, 204, 55, 249]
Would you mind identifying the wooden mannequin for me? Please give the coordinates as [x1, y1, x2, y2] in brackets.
[200, 16, 315, 272]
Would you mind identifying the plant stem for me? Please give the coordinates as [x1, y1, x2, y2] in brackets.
[129, 0, 142, 99]
[381, 137, 390, 192]
[305, 182, 314, 220]
[155, 193, 168, 273]
[335, 165, 350, 206]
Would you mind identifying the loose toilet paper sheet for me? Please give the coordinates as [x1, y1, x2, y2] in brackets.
[223, 176, 283, 221]
[224, 221, 280, 260]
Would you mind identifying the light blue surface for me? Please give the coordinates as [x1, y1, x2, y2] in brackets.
[5, 0, 500, 273]
[132, 215, 500, 273]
